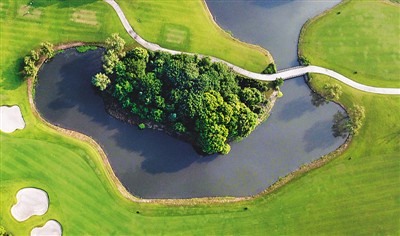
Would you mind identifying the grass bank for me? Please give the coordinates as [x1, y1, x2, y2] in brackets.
[1, 0, 399, 235]
[115, 0, 273, 72]
[299, 0, 400, 88]
[298, 0, 400, 233]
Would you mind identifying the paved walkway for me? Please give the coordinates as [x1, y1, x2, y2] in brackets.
[104, 0, 400, 95]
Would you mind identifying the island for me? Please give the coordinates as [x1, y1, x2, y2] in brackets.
[92, 34, 278, 155]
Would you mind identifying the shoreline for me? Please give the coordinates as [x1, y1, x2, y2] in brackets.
[102, 85, 279, 156]
[28, 42, 352, 205]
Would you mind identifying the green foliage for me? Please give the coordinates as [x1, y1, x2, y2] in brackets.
[298, 56, 311, 66]
[348, 104, 365, 135]
[40, 41, 55, 58]
[262, 63, 277, 74]
[273, 78, 284, 89]
[92, 73, 110, 91]
[0, 226, 11, 236]
[103, 34, 126, 74]
[240, 87, 264, 111]
[23, 56, 38, 79]
[174, 122, 186, 133]
[138, 123, 146, 130]
[105, 33, 126, 58]
[103, 49, 120, 74]
[322, 83, 342, 101]
[30, 50, 40, 61]
[96, 44, 268, 155]
[76, 45, 98, 53]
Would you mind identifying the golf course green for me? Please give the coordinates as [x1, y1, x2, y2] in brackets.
[1, 0, 399, 235]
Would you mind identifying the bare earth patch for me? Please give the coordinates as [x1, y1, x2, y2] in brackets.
[0, 105, 25, 133]
[11, 188, 48, 222]
[18, 5, 42, 19]
[31, 220, 62, 236]
[71, 9, 98, 26]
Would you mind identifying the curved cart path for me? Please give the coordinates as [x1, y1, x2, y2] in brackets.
[104, 0, 400, 95]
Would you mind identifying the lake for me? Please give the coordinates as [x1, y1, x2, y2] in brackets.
[35, 0, 344, 198]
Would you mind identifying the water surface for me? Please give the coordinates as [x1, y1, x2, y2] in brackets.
[35, 0, 344, 198]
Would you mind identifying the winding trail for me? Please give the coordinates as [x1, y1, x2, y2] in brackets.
[104, 0, 400, 95]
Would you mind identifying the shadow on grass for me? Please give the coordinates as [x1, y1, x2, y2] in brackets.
[27, 0, 98, 8]
[0, 57, 25, 91]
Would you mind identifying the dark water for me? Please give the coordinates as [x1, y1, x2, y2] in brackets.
[35, 0, 344, 199]
[206, 0, 340, 69]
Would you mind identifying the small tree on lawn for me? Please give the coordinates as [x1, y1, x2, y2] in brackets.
[322, 83, 342, 101]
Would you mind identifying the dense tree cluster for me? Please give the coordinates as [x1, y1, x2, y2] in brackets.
[94, 35, 271, 155]
[23, 42, 55, 79]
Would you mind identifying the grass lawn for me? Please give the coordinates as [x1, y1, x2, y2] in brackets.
[1, 0, 400, 235]
[300, 0, 400, 88]
[115, 0, 272, 73]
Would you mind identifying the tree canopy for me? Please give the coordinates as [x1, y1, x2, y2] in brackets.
[95, 37, 271, 155]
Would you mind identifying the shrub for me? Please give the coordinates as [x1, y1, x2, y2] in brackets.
[262, 63, 277, 74]
[298, 56, 311, 66]
[76, 45, 98, 53]
[92, 73, 110, 91]
[138, 123, 146, 130]
[273, 78, 284, 89]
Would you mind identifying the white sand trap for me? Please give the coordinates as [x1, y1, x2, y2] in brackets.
[31, 220, 62, 236]
[0, 105, 25, 133]
[11, 188, 49, 222]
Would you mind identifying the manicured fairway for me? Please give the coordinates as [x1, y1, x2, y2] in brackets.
[300, 0, 400, 88]
[1, 0, 400, 235]
[116, 0, 272, 72]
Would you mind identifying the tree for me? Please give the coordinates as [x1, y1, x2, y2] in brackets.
[30, 50, 40, 61]
[348, 104, 365, 135]
[40, 42, 54, 58]
[124, 47, 148, 78]
[240, 87, 264, 110]
[298, 56, 311, 66]
[273, 78, 284, 89]
[322, 83, 342, 101]
[92, 73, 110, 91]
[262, 63, 277, 74]
[103, 49, 120, 74]
[174, 122, 186, 133]
[23, 57, 38, 79]
[331, 104, 365, 137]
[93, 44, 272, 155]
[105, 33, 126, 58]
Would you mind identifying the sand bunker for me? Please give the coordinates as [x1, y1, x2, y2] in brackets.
[11, 188, 48, 222]
[0, 105, 25, 133]
[31, 220, 62, 236]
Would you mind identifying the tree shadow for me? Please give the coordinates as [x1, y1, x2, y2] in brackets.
[310, 90, 328, 107]
[0, 57, 25, 91]
[303, 119, 336, 153]
[27, 0, 99, 8]
[250, 0, 295, 9]
[277, 97, 315, 122]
